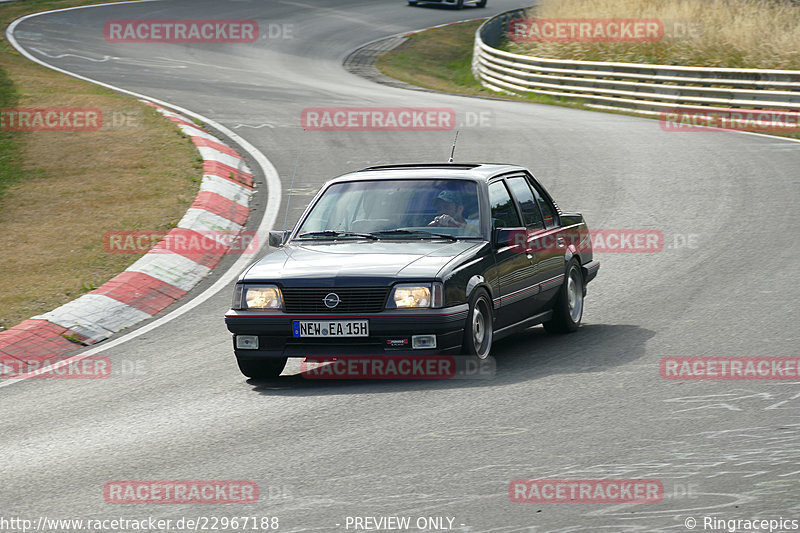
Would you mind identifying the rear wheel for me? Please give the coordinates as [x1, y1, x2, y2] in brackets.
[476, 0, 487, 6]
[543, 259, 584, 334]
[462, 288, 493, 359]
[408, 1, 417, 4]
[236, 357, 287, 379]
[455, 0, 464, 8]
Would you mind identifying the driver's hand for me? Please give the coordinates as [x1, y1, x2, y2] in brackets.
[429, 214, 460, 227]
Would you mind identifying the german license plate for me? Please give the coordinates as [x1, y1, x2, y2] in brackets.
[292, 320, 369, 337]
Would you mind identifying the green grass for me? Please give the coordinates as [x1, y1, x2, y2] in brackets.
[377, 20, 594, 111]
[0, 61, 21, 201]
[377, 21, 485, 94]
[377, 20, 591, 110]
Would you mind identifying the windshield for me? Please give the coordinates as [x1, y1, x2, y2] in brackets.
[296, 179, 482, 239]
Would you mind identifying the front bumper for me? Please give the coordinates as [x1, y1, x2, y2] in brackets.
[225, 306, 469, 359]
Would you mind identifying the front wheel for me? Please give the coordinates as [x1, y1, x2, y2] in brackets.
[543, 259, 584, 334]
[236, 357, 287, 379]
[455, 0, 464, 8]
[476, 0, 487, 7]
[462, 288, 493, 359]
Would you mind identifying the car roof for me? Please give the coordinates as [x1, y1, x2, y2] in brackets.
[326, 163, 529, 184]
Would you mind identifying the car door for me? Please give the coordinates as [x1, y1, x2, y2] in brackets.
[526, 173, 570, 308]
[487, 179, 538, 329]
[503, 174, 559, 315]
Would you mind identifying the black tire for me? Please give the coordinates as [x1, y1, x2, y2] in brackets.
[236, 357, 287, 379]
[476, 0, 487, 7]
[461, 288, 493, 359]
[543, 259, 584, 334]
[455, 0, 464, 8]
[408, 1, 418, 5]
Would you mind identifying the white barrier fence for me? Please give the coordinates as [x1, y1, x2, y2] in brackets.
[472, 9, 800, 117]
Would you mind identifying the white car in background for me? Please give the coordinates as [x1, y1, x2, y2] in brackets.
[408, 0, 486, 8]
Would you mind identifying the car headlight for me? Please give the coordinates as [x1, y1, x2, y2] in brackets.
[387, 283, 443, 309]
[232, 284, 283, 310]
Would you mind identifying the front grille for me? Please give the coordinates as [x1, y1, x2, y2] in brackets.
[282, 287, 390, 313]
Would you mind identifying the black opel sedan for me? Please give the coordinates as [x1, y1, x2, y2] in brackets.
[225, 163, 599, 378]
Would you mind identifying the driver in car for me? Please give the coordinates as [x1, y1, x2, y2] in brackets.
[428, 190, 478, 230]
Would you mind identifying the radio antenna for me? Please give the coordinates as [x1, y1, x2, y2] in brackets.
[282, 155, 299, 235]
[448, 130, 459, 163]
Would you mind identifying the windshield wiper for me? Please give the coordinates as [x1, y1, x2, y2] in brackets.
[369, 229, 458, 241]
[297, 230, 378, 240]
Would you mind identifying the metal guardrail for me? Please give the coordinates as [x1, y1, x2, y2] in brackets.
[472, 9, 800, 116]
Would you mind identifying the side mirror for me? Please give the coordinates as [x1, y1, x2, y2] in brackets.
[493, 227, 527, 251]
[560, 213, 583, 226]
[268, 230, 290, 247]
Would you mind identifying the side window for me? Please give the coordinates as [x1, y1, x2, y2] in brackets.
[527, 177, 558, 229]
[488, 181, 522, 228]
[506, 177, 544, 230]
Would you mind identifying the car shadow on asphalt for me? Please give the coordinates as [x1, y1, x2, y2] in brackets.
[408, 4, 477, 10]
[246, 323, 656, 396]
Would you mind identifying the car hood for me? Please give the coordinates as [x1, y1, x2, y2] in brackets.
[242, 240, 484, 285]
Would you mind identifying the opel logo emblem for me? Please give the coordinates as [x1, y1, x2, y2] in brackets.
[323, 292, 340, 308]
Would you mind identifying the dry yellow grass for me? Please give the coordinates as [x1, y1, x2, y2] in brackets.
[507, 0, 800, 69]
[0, 1, 202, 330]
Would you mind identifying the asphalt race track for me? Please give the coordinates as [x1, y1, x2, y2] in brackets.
[2, 1, 799, 531]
